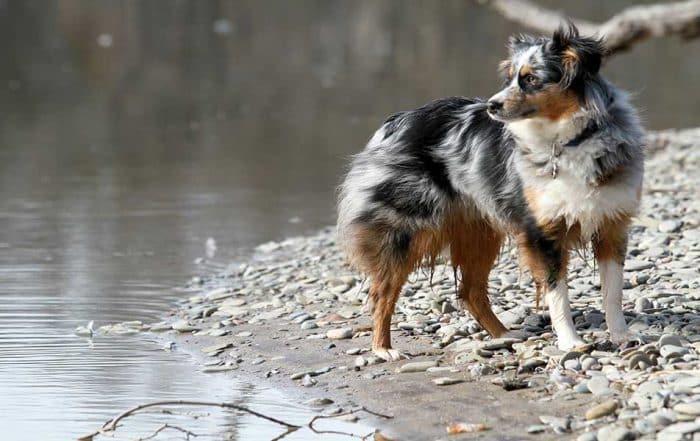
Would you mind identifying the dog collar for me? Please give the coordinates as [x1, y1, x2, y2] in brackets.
[548, 119, 599, 178]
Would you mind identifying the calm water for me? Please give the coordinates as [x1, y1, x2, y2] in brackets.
[0, 1, 697, 440]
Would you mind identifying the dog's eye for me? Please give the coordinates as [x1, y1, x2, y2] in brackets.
[524, 74, 538, 85]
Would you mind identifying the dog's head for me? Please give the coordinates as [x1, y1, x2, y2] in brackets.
[487, 23, 606, 122]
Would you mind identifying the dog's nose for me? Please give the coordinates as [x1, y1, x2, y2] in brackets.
[487, 100, 503, 112]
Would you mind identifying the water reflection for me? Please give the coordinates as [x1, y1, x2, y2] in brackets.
[0, 1, 697, 440]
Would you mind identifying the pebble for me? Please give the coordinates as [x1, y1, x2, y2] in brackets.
[398, 361, 438, 373]
[326, 327, 354, 340]
[304, 397, 333, 407]
[657, 422, 700, 441]
[658, 334, 685, 347]
[658, 220, 682, 233]
[301, 321, 318, 330]
[660, 345, 689, 358]
[587, 376, 612, 396]
[527, 425, 548, 434]
[172, 320, 198, 332]
[432, 377, 463, 386]
[597, 424, 634, 441]
[673, 402, 700, 416]
[301, 374, 316, 387]
[585, 400, 618, 420]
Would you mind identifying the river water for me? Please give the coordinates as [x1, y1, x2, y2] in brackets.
[0, 1, 696, 440]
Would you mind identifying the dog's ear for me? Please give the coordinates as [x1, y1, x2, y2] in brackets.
[551, 21, 606, 88]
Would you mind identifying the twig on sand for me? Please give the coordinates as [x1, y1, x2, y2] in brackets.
[77, 400, 300, 441]
[307, 406, 394, 439]
[78, 400, 393, 441]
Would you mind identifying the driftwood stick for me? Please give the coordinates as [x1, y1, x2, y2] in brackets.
[139, 423, 198, 440]
[478, 0, 700, 54]
[78, 400, 301, 441]
[79, 400, 394, 441]
[307, 406, 394, 438]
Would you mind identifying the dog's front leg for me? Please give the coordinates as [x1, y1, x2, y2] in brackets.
[546, 274, 585, 351]
[594, 220, 631, 344]
[518, 231, 583, 350]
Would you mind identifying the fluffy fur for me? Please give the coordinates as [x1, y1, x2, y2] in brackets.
[337, 24, 644, 357]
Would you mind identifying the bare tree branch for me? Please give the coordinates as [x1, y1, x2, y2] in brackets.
[307, 406, 393, 438]
[478, 0, 700, 54]
[139, 423, 198, 440]
[78, 400, 394, 441]
[77, 400, 300, 441]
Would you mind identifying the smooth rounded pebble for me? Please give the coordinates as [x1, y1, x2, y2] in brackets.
[586, 400, 618, 420]
[673, 402, 700, 416]
[433, 377, 463, 386]
[326, 327, 354, 340]
[398, 361, 438, 373]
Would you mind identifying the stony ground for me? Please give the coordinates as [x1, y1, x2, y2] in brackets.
[100, 139, 699, 440]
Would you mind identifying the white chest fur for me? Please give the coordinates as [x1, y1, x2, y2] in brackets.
[509, 117, 641, 240]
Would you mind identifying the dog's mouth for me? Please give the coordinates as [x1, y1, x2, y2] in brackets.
[487, 107, 537, 122]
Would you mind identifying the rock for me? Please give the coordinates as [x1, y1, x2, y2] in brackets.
[202, 365, 238, 373]
[564, 359, 582, 371]
[673, 402, 700, 416]
[582, 357, 600, 371]
[304, 397, 333, 407]
[658, 334, 685, 348]
[301, 374, 316, 387]
[587, 376, 612, 396]
[657, 421, 700, 441]
[398, 361, 438, 373]
[290, 371, 313, 380]
[519, 358, 547, 373]
[628, 352, 653, 370]
[634, 297, 652, 313]
[172, 320, 198, 332]
[301, 321, 318, 330]
[660, 345, 689, 358]
[625, 260, 654, 271]
[574, 382, 591, 394]
[201, 342, 233, 354]
[658, 220, 682, 233]
[527, 425, 548, 434]
[586, 400, 619, 420]
[354, 356, 367, 368]
[577, 432, 598, 441]
[539, 415, 570, 433]
[433, 377, 463, 386]
[597, 424, 635, 441]
[480, 337, 521, 350]
[326, 327, 354, 340]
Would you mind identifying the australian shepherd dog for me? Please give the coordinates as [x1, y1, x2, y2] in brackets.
[337, 24, 644, 360]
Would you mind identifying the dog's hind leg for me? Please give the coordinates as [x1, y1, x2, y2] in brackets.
[347, 225, 423, 361]
[368, 270, 410, 361]
[451, 219, 509, 337]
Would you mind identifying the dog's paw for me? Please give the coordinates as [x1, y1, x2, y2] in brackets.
[372, 348, 408, 362]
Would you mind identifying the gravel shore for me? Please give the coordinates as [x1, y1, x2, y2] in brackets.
[105, 138, 698, 440]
